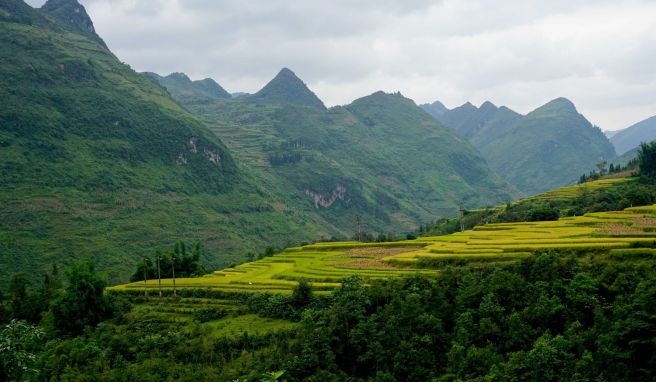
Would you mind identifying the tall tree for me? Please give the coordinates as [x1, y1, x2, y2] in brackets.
[50, 261, 113, 336]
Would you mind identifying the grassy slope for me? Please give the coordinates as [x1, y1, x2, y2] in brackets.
[163, 86, 518, 237]
[0, 3, 326, 286]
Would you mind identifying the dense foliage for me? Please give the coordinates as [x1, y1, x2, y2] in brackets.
[2, 254, 654, 381]
[283, 253, 656, 381]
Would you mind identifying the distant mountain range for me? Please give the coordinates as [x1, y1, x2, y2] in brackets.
[0, 0, 516, 285]
[156, 67, 518, 236]
[609, 116, 656, 155]
[421, 98, 617, 195]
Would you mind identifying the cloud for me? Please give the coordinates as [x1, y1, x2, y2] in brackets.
[24, 0, 656, 130]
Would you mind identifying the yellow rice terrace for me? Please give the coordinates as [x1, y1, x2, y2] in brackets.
[113, 204, 656, 294]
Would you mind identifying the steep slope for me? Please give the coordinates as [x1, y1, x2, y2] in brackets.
[40, 0, 106, 48]
[0, 0, 327, 286]
[476, 98, 616, 194]
[244, 68, 325, 109]
[159, 73, 517, 235]
[424, 98, 616, 194]
[610, 115, 656, 155]
[145, 72, 232, 103]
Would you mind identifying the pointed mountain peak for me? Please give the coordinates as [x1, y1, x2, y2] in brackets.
[431, 100, 448, 109]
[480, 101, 497, 111]
[537, 97, 578, 113]
[41, 0, 107, 48]
[165, 72, 192, 83]
[246, 68, 325, 109]
[195, 78, 231, 99]
[419, 100, 449, 119]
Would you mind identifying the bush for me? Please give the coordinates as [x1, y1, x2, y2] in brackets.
[193, 307, 227, 323]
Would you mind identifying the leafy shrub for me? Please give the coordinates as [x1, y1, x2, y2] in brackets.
[192, 307, 227, 323]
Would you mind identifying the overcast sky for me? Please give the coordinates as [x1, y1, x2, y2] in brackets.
[27, 0, 656, 131]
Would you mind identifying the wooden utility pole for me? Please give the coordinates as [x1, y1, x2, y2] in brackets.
[459, 203, 465, 232]
[143, 257, 148, 297]
[355, 214, 363, 241]
[171, 255, 177, 297]
[157, 254, 162, 297]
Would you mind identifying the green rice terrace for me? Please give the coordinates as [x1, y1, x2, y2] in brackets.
[114, 203, 656, 294]
[523, 176, 633, 201]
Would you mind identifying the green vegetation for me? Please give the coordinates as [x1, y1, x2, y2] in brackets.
[244, 67, 326, 109]
[0, 1, 335, 286]
[145, 72, 231, 103]
[113, 203, 656, 295]
[424, 98, 617, 195]
[165, 80, 517, 240]
[3, 250, 655, 381]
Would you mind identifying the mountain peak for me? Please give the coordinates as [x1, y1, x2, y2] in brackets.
[195, 78, 231, 99]
[419, 100, 449, 120]
[480, 101, 497, 111]
[166, 72, 192, 83]
[539, 97, 577, 113]
[147, 72, 231, 101]
[246, 68, 325, 109]
[41, 0, 107, 48]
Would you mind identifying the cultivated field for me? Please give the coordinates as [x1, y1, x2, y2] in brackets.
[114, 203, 656, 294]
[523, 177, 633, 201]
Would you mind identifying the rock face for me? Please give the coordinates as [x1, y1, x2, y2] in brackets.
[245, 68, 326, 109]
[41, 0, 107, 48]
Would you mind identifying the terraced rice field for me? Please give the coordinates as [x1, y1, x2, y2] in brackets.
[114, 204, 656, 294]
[524, 177, 633, 201]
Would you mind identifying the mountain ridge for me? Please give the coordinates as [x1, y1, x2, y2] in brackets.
[421, 97, 616, 194]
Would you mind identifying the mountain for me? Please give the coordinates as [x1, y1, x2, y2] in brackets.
[605, 129, 622, 139]
[424, 98, 616, 194]
[477, 98, 616, 194]
[145, 72, 232, 103]
[156, 73, 518, 232]
[610, 115, 656, 155]
[245, 67, 325, 109]
[0, 0, 332, 286]
[41, 0, 106, 48]
[419, 100, 448, 120]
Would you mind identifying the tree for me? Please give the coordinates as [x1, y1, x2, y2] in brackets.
[50, 261, 113, 336]
[596, 160, 608, 176]
[0, 320, 44, 381]
[291, 279, 313, 309]
[637, 141, 656, 178]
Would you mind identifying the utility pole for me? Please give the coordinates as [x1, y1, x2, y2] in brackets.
[459, 203, 465, 232]
[171, 255, 177, 297]
[143, 257, 148, 297]
[355, 214, 363, 241]
[157, 254, 162, 297]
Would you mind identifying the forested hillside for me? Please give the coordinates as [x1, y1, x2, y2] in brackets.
[423, 98, 617, 194]
[0, 0, 331, 285]
[154, 69, 518, 238]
